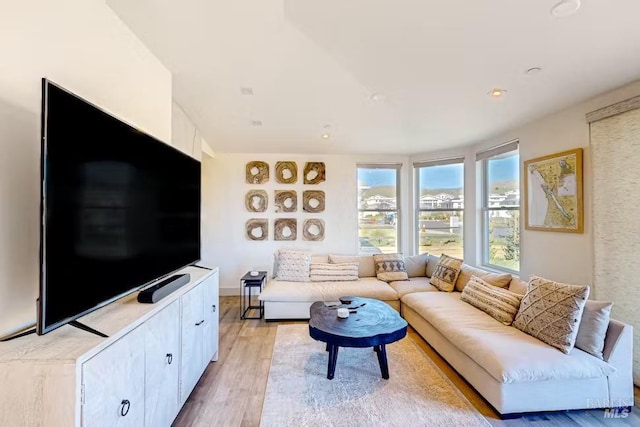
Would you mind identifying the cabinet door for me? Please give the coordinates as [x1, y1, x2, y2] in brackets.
[82, 326, 145, 427]
[180, 283, 204, 404]
[145, 300, 180, 427]
[203, 270, 219, 363]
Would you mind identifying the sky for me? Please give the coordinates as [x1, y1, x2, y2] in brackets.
[358, 154, 519, 189]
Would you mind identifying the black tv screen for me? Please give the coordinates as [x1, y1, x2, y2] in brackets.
[38, 79, 201, 335]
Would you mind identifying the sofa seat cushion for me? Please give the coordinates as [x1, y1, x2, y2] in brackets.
[388, 277, 438, 298]
[401, 292, 615, 384]
[259, 277, 399, 303]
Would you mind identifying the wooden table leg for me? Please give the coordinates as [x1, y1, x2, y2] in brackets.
[374, 344, 389, 379]
[327, 344, 339, 380]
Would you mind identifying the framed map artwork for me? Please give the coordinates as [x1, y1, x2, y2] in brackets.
[524, 148, 583, 233]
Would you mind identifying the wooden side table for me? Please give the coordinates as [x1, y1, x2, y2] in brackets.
[240, 271, 266, 319]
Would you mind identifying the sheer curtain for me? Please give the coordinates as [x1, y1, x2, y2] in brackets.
[588, 99, 640, 385]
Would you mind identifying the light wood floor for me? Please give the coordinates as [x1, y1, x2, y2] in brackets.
[173, 296, 640, 427]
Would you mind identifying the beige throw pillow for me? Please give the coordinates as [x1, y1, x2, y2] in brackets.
[460, 276, 523, 325]
[373, 253, 409, 282]
[575, 300, 613, 360]
[274, 249, 311, 282]
[455, 264, 512, 292]
[429, 254, 463, 292]
[513, 275, 590, 354]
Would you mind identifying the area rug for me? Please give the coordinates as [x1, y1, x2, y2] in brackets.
[260, 324, 490, 427]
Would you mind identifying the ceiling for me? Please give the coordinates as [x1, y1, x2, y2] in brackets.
[106, 0, 640, 155]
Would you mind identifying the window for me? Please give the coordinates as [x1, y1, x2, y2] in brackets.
[478, 141, 520, 272]
[357, 164, 401, 254]
[414, 159, 464, 259]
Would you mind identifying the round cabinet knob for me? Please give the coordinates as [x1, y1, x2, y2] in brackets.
[120, 399, 131, 417]
[166, 353, 173, 365]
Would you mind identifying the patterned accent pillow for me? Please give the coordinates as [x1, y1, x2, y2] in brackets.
[274, 249, 311, 282]
[429, 254, 463, 292]
[309, 262, 359, 282]
[372, 253, 409, 282]
[460, 276, 523, 325]
[513, 275, 590, 354]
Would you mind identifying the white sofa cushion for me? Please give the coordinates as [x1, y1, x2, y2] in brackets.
[259, 277, 399, 303]
[329, 254, 376, 278]
[401, 292, 615, 384]
[388, 277, 438, 298]
[405, 253, 429, 277]
[575, 300, 613, 360]
[508, 277, 529, 295]
[455, 264, 512, 292]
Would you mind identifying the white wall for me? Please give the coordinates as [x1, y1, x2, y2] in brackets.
[0, 0, 172, 337]
[201, 153, 410, 294]
[412, 79, 640, 288]
[172, 101, 209, 160]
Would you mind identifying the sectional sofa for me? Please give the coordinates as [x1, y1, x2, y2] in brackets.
[258, 253, 634, 416]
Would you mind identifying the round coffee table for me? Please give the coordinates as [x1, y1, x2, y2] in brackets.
[308, 297, 407, 380]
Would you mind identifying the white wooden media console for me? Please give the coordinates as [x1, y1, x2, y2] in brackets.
[0, 265, 219, 427]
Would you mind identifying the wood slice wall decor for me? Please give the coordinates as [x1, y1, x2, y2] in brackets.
[303, 190, 325, 213]
[274, 190, 297, 213]
[246, 218, 268, 240]
[303, 219, 325, 241]
[275, 161, 297, 184]
[246, 161, 269, 184]
[245, 190, 268, 212]
[274, 218, 297, 241]
[303, 162, 326, 184]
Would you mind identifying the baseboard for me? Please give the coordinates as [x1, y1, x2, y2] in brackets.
[220, 287, 241, 296]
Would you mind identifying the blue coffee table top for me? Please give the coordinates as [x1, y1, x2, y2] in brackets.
[308, 297, 407, 348]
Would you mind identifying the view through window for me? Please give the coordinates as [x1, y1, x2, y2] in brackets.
[480, 142, 520, 272]
[415, 160, 464, 259]
[357, 165, 400, 254]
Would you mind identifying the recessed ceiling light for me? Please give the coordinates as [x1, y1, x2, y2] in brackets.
[321, 133, 330, 140]
[526, 67, 543, 75]
[250, 120, 262, 126]
[240, 87, 254, 95]
[551, 0, 581, 17]
[370, 93, 383, 102]
[488, 88, 507, 98]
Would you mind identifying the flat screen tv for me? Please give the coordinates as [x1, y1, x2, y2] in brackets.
[38, 78, 201, 335]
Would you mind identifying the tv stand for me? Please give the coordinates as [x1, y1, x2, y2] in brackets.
[69, 320, 108, 338]
[0, 266, 219, 427]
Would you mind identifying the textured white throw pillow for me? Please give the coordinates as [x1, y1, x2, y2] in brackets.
[274, 249, 311, 282]
[460, 276, 523, 325]
[513, 275, 590, 354]
[309, 262, 359, 282]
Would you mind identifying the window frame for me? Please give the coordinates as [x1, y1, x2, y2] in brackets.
[357, 163, 402, 254]
[413, 157, 465, 257]
[478, 140, 520, 274]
